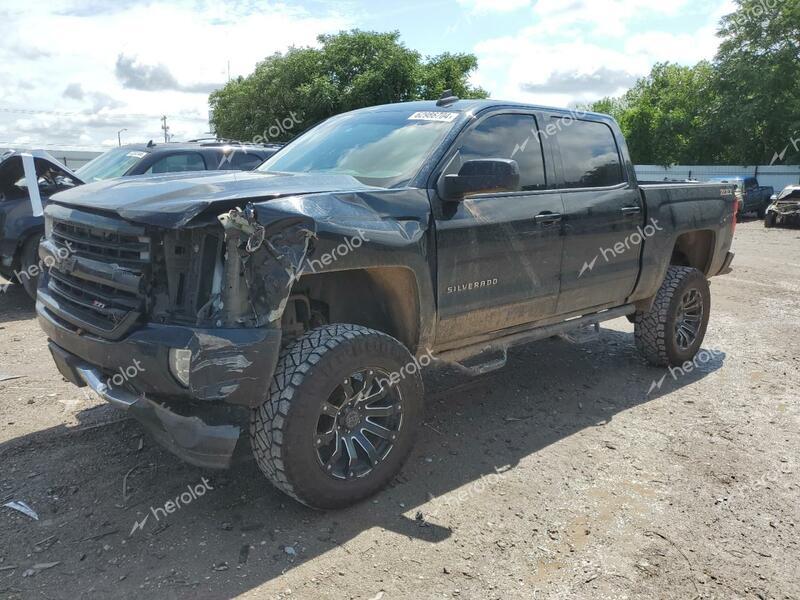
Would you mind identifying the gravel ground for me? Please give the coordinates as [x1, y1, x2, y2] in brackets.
[0, 219, 798, 600]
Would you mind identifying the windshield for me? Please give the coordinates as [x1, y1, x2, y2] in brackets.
[76, 147, 149, 182]
[258, 109, 459, 187]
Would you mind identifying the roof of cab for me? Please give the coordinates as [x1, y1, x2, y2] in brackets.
[361, 99, 612, 121]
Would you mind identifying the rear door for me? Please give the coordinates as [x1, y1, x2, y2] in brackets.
[433, 111, 566, 345]
[548, 115, 644, 315]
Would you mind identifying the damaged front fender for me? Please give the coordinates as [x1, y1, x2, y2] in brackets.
[217, 204, 317, 326]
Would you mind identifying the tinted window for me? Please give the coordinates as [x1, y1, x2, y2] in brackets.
[219, 151, 265, 171]
[553, 119, 623, 188]
[146, 153, 206, 174]
[456, 114, 546, 191]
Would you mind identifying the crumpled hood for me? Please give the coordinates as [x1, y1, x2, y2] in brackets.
[48, 170, 379, 228]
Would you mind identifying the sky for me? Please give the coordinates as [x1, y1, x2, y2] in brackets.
[0, 0, 736, 149]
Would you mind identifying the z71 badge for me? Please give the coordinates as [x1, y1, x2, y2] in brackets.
[447, 278, 499, 294]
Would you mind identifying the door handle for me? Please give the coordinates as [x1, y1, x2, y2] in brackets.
[535, 212, 563, 225]
[621, 206, 642, 216]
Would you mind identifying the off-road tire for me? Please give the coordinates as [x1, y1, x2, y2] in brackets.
[19, 235, 42, 299]
[634, 266, 711, 367]
[251, 324, 424, 509]
[764, 212, 777, 228]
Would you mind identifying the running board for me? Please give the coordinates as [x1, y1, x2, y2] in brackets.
[436, 305, 635, 366]
[450, 348, 508, 377]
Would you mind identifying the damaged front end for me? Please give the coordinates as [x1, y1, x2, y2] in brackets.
[216, 204, 316, 326]
[766, 193, 800, 228]
[37, 201, 316, 468]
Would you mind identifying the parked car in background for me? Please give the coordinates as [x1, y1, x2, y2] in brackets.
[708, 176, 774, 218]
[764, 185, 800, 228]
[0, 141, 279, 297]
[36, 98, 736, 509]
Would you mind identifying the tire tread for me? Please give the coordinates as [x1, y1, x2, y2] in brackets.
[634, 266, 702, 367]
[250, 324, 410, 506]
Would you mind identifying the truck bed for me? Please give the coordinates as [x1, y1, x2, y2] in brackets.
[631, 181, 737, 304]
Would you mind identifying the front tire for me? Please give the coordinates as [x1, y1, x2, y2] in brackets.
[634, 266, 711, 367]
[251, 324, 424, 509]
[764, 212, 777, 228]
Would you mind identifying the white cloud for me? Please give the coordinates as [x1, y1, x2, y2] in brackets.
[473, 0, 730, 106]
[457, 0, 531, 14]
[0, 1, 350, 147]
[459, 0, 693, 34]
[625, 27, 722, 65]
[537, 0, 700, 37]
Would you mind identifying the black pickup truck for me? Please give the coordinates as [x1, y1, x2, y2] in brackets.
[35, 98, 737, 508]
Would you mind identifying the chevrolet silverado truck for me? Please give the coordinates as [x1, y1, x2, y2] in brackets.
[1, 142, 277, 298]
[35, 97, 737, 509]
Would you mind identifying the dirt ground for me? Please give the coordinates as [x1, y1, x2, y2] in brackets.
[0, 219, 798, 600]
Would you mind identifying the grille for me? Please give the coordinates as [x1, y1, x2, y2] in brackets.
[40, 206, 151, 340]
[52, 220, 150, 269]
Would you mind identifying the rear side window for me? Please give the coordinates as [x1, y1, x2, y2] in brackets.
[146, 152, 206, 174]
[552, 119, 624, 188]
[219, 151, 265, 171]
[456, 114, 547, 191]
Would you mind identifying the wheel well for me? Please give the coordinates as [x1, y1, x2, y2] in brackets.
[670, 230, 715, 274]
[281, 267, 421, 353]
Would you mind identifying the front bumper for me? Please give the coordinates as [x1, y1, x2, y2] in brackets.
[48, 342, 240, 469]
[37, 300, 283, 468]
[37, 298, 282, 405]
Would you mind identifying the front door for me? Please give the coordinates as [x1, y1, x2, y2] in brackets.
[433, 112, 566, 345]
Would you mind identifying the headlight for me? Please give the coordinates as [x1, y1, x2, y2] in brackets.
[169, 348, 192, 387]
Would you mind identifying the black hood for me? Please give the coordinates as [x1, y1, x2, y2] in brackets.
[48, 170, 379, 228]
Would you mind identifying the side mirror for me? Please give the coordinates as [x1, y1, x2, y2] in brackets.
[442, 159, 520, 202]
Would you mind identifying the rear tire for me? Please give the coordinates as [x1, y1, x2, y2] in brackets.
[634, 266, 711, 367]
[251, 324, 424, 509]
[757, 205, 767, 219]
[19, 235, 42, 299]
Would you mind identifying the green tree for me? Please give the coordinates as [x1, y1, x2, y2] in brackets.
[591, 0, 800, 166]
[209, 30, 487, 142]
[714, 0, 800, 164]
[591, 62, 719, 165]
